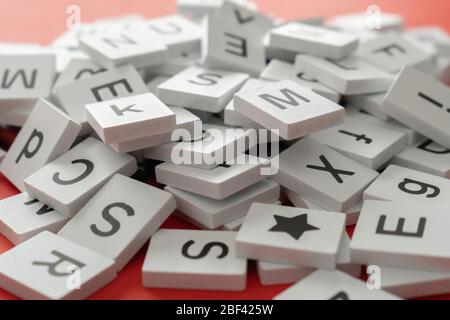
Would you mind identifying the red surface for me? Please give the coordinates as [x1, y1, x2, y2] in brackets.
[0, 0, 449, 300]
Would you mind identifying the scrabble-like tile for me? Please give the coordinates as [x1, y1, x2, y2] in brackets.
[407, 27, 450, 56]
[0, 231, 116, 300]
[346, 109, 425, 146]
[283, 187, 361, 226]
[381, 66, 450, 148]
[236, 203, 346, 268]
[202, 2, 271, 76]
[0, 53, 55, 112]
[345, 92, 389, 121]
[223, 78, 268, 129]
[271, 137, 379, 211]
[257, 233, 361, 285]
[55, 65, 149, 134]
[79, 30, 168, 69]
[351, 200, 450, 271]
[363, 164, 450, 205]
[269, 23, 359, 59]
[261, 59, 341, 103]
[166, 179, 279, 229]
[234, 80, 345, 140]
[52, 58, 106, 96]
[404, 33, 439, 57]
[274, 270, 400, 300]
[311, 116, 407, 169]
[145, 15, 202, 57]
[264, 33, 297, 63]
[357, 34, 435, 74]
[156, 154, 267, 199]
[142, 229, 247, 291]
[85, 93, 176, 144]
[0, 99, 81, 191]
[391, 139, 450, 178]
[143, 123, 257, 170]
[378, 266, 450, 299]
[156, 66, 249, 113]
[110, 106, 201, 153]
[328, 12, 404, 33]
[24, 137, 137, 218]
[0, 193, 68, 245]
[295, 54, 393, 95]
[58, 174, 176, 271]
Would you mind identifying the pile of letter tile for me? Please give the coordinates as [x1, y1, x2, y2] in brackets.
[0, 0, 449, 300]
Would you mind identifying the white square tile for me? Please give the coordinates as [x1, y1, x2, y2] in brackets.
[234, 79, 345, 140]
[0, 231, 116, 300]
[55, 65, 149, 134]
[311, 116, 406, 169]
[58, 174, 176, 271]
[24, 137, 137, 218]
[351, 200, 450, 271]
[391, 139, 450, 178]
[142, 229, 247, 291]
[85, 93, 176, 144]
[156, 66, 249, 112]
[363, 164, 450, 205]
[0, 99, 81, 191]
[345, 109, 425, 146]
[156, 154, 267, 199]
[236, 203, 346, 268]
[202, 14, 267, 76]
[79, 29, 168, 69]
[407, 27, 450, 56]
[269, 22, 359, 59]
[381, 66, 450, 148]
[166, 179, 279, 229]
[295, 54, 393, 95]
[0, 193, 68, 245]
[263, 59, 341, 103]
[110, 106, 201, 153]
[271, 137, 379, 211]
[0, 53, 55, 112]
[357, 33, 435, 73]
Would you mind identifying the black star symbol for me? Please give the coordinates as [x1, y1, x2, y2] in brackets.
[269, 214, 319, 240]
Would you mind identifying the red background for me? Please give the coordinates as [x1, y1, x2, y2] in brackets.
[0, 0, 449, 300]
